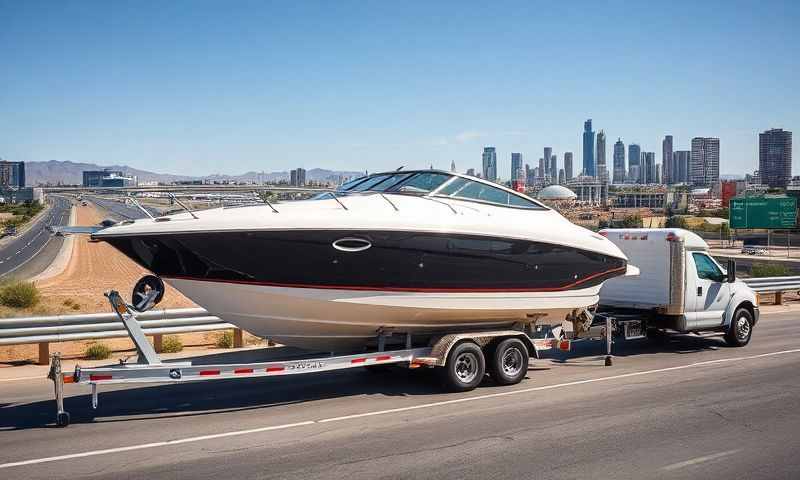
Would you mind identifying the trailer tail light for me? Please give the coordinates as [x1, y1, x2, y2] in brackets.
[558, 339, 571, 351]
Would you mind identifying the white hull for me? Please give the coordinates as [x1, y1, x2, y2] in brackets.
[169, 278, 601, 350]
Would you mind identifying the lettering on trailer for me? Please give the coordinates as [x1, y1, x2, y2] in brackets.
[285, 360, 326, 371]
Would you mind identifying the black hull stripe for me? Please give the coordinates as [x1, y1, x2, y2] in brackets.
[164, 265, 626, 293]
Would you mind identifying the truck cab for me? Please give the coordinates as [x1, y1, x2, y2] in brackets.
[598, 228, 759, 346]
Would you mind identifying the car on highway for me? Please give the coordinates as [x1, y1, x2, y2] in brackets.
[741, 245, 768, 255]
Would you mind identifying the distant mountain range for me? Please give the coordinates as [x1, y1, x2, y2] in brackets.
[24, 160, 365, 186]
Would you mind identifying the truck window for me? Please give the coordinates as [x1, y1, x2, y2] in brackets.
[692, 253, 723, 281]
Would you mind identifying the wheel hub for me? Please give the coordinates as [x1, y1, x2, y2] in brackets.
[736, 317, 751, 341]
[501, 348, 523, 376]
[454, 352, 478, 384]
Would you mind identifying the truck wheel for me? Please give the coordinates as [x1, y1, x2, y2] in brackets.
[489, 338, 529, 386]
[725, 308, 754, 347]
[440, 341, 485, 392]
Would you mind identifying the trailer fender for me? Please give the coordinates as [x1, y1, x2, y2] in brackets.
[426, 331, 535, 367]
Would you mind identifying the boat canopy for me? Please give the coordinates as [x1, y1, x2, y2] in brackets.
[336, 170, 546, 210]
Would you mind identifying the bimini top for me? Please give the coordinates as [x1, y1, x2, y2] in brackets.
[336, 169, 547, 210]
[537, 185, 577, 201]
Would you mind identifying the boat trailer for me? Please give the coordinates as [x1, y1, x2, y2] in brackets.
[47, 290, 626, 427]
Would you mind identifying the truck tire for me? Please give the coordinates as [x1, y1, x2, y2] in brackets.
[440, 341, 485, 392]
[488, 338, 529, 386]
[725, 308, 754, 347]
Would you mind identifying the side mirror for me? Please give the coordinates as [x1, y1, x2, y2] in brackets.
[727, 259, 736, 283]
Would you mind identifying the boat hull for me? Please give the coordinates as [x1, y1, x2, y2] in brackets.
[168, 278, 603, 350]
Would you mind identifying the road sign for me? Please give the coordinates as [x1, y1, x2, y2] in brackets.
[729, 196, 797, 229]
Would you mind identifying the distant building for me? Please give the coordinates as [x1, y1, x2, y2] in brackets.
[451, 160, 457, 173]
[613, 139, 625, 183]
[538, 157, 545, 180]
[82, 169, 133, 187]
[558, 168, 565, 185]
[644, 152, 656, 183]
[759, 128, 792, 188]
[511, 153, 523, 181]
[673, 150, 691, 183]
[596, 130, 607, 183]
[482, 147, 497, 182]
[582, 119, 595, 177]
[0, 161, 25, 188]
[466, 168, 476, 177]
[628, 144, 641, 183]
[662, 135, 673, 184]
[564, 152, 574, 181]
[690, 137, 720, 186]
[290, 167, 307, 186]
[655, 164, 661, 185]
[550, 155, 557, 184]
[543, 147, 553, 180]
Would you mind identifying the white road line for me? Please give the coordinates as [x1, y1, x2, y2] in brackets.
[662, 449, 741, 471]
[0, 348, 798, 470]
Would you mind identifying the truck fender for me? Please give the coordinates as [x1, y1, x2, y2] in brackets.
[723, 293, 758, 328]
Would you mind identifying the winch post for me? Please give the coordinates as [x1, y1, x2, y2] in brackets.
[106, 290, 162, 365]
[604, 316, 614, 366]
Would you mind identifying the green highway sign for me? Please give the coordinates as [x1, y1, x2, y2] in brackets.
[729, 196, 797, 229]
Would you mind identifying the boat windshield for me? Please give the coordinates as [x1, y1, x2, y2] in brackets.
[334, 171, 546, 209]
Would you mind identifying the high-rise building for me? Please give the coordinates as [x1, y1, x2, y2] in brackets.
[628, 144, 641, 183]
[596, 130, 607, 183]
[538, 157, 545, 180]
[558, 169, 565, 185]
[564, 152, 574, 181]
[466, 168, 476, 177]
[511, 153, 523, 181]
[582, 119, 595, 177]
[644, 152, 656, 183]
[290, 167, 307, 186]
[543, 147, 553, 180]
[759, 128, 792, 188]
[656, 164, 662, 185]
[450, 160, 456, 173]
[662, 135, 673, 184]
[690, 137, 720, 186]
[0, 161, 26, 188]
[673, 151, 691, 184]
[482, 147, 497, 182]
[613, 138, 625, 183]
[550, 155, 557, 184]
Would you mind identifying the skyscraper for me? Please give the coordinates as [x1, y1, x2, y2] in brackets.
[511, 152, 523, 181]
[673, 151, 691, 184]
[613, 138, 625, 183]
[450, 160, 456, 173]
[0, 161, 26, 188]
[690, 137, 720, 186]
[550, 155, 557, 184]
[662, 135, 673, 184]
[628, 144, 641, 183]
[582, 119, 595, 177]
[564, 152, 574, 181]
[543, 147, 553, 180]
[482, 147, 497, 182]
[538, 158, 545, 180]
[759, 128, 792, 188]
[596, 130, 607, 183]
[644, 152, 656, 183]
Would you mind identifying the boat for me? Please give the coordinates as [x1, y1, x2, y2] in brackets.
[91, 170, 632, 350]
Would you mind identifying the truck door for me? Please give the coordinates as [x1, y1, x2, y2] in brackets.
[687, 252, 731, 329]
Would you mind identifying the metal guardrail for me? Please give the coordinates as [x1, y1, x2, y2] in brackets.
[0, 307, 231, 346]
[742, 276, 800, 293]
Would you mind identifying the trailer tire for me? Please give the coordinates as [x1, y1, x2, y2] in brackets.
[440, 341, 485, 392]
[56, 412, 70, 427]
[488, 338, 529, 386]
[725, 308, 754, 347]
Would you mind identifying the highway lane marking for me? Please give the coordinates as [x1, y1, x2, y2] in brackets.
[1, 348, 799, 470]
[662, 449, 741, 471]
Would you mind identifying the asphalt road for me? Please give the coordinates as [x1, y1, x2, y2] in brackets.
[86, 195, 160, 221]
[0, 311, 799, 479]
[0, 195, 71, 279]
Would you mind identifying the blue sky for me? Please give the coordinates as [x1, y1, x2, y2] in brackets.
[1, 0, 798, 178]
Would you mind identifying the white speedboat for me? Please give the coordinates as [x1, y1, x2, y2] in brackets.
[93, 170, 630, 350]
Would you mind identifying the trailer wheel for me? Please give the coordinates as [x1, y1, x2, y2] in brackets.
[440, 342, 485, 392]
[725, 308, 754, 347]
[489, 338, 529, 386]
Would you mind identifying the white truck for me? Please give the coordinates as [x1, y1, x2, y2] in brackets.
[597, 228, 759, 347]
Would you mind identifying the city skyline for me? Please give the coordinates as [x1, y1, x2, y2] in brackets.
[1, 2, 798, 177]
